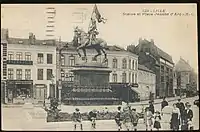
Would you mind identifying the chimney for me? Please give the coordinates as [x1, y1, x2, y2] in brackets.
[150, 39, 154, 44]
[29, 32, 35, 44]
[139, 37, 143, 44]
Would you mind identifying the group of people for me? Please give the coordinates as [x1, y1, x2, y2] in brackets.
[65, 97, 194, 131]
[168, 99, 194, 130]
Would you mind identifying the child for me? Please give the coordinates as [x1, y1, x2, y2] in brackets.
[131, 108, 139, 131]
[72, 108, 83, 131]
[154, 111, 161, 131]
[145, 107, 154, 131]
[88, 109, 97, 129]
[115, 106, 122, 131]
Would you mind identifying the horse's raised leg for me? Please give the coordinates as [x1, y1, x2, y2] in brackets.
[93, 48, 101, 61]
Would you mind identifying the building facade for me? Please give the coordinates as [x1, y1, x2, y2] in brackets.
[128, 38, 174, 98]
[4, 32, 57, 104]
[175, 57, 198, 96]
[137, 64, 156, 101]
[56, 45, 138, 84]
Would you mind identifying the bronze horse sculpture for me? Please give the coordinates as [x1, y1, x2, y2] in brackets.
[72, 27, 108, 63]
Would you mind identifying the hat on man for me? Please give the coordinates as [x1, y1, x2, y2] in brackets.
[75, 108, 80, 111]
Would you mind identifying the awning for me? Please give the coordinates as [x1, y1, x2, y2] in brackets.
[131, 87, 140, 94]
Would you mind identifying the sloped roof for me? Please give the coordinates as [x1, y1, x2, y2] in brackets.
[156, 47, 173, 64]
[138, 39, 173, 64]
[138, 64, 154, 73]
[175, 57, 192, 72]
[7, 37, 67, 46]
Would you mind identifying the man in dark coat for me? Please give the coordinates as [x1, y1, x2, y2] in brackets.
[176, 98, 185, 125]
[149, 101, 155, 114]
[161, 97, 168, 110]
[182, 102, 193, 130]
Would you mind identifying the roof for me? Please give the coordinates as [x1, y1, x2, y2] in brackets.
[107, 45, 125, 51]
[7, 37, 67, 46]
[138, 39, 173, 64]
[156, 47, 173, 64]
[175, 57, 192, 72]
[138, 64, 154, 73]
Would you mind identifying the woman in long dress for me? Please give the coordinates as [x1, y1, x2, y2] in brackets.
[170, 103, 180, 131]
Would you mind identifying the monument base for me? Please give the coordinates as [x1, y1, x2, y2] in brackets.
[63, 61, 121, 105]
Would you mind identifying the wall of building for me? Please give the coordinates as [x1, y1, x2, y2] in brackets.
[138, 69, 156, 100]
[56, 49, 138, 84]
[7, 43, 57, 98]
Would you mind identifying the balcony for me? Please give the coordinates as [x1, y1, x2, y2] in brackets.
[7, 60, 33, 65]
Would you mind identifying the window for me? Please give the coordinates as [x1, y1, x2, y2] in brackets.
[69, 55, 75, 66]
[112, 58, 118, 68]
[8, 68, 14, 79]
[129, 59, 131, 69]
[37, 69, 43, 80]
[68, 73, 74, 82]
[47, 54, 53, 64]
[61, 56, 65, 66]
[37, 53, 44, 64]
[47, 69, 53, 80]
[61, 72, 65, 81]
[8, 52, 14, 60]
[16, 52, 22, 60]
[122, 58, 127, 69]
[112, 73, 117, 82]
[132, 60, 135, 70]
[25, 52, 31, 61]
[135, 73, 137, 83]
[122, 72, 127, 83]
[16, 69, 22, 80]
[25, 69, 31, 80]
[129, 72, 131, 82]
[135, 61, 138, 70]
[132, 73, 135, 83]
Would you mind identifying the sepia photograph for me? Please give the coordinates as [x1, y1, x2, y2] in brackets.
[1, 3, 199, 131]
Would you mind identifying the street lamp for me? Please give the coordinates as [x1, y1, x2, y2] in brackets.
[58, 43, 68, 105]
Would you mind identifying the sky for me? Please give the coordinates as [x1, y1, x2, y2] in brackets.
[1, 4, 198, 73]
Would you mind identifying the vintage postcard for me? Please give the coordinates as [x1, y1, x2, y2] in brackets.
[1, 3, 198, 131]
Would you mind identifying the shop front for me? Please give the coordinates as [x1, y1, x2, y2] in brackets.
[7, 80, 33, 104]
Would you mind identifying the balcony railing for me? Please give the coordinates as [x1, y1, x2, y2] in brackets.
[7, 60, 33, 65]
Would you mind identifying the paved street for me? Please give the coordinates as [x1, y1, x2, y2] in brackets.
[2, 96, 199, 131]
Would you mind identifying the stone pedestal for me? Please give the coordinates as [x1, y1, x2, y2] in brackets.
[64, 61, 121, 105]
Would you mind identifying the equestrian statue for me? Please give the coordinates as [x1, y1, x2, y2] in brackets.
[72, 11, 108, 63]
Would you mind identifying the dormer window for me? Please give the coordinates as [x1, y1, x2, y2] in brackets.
[18, 40, 23, 44]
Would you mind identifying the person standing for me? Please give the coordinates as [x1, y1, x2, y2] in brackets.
[154, 111, 161, 131]
[72, 108, 83, 131]
[176, 99, 185, 125]
[115, 106, 122, 131]
[183, 102, 193, 130]
[131, 108, 139, 131]
[149, 101, 155, 115]
[88, 109, 97, 129]
[170, 103, 180, 131]
[145, 107, 154, 131]
[161, 97, 168, 112]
